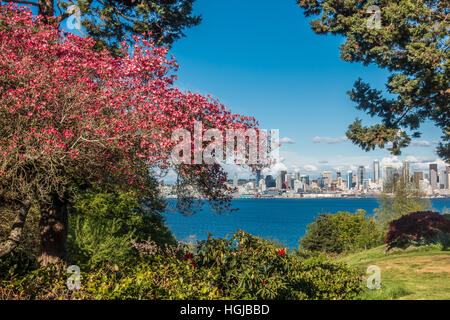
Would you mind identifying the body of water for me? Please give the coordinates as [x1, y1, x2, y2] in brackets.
[164, 198, 450, 248]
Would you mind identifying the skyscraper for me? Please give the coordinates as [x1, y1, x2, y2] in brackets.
[276, 174, 282, 190]
[347, 171, 353, 190]
[280, 171, 287, 190]
[384, 166, 395, 182]
[429, 164, 438, 190]
[413, 171, 423, 189]
[233, 173, 238, 188]
[373, 160, 380, 183]
[402, 160, 410, 181]
[357, 166, 366, 188]
[322, 171, 333, 188]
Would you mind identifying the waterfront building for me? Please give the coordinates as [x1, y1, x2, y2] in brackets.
[429, 163, 438, 190]
[357, 166, 366, 189]
[347, 171, 353, 190]
[413, 171, 423, 189]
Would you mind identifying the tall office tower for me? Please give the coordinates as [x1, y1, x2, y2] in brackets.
[373, 160, 380, 183]
[322, 171, 333, 187]
[276, 174, 282, 189]
[439, 169, 447, 189]
[384, 166, 394, 182]
[286, 173, 292, 183]
[336, 172, 342, 179]
[255, 169, 261, 188]
[429, 163, 438, 190]
[337, 176, 343, 188]
[294, 171, 301, 180]
[233, 173, 238, 188]
[413, 171, 424, 189]
[402, 160, 411, 181]
[280, 171, 287, 184]
[357, 166, 366, 188]
[300, 175, 310, 186]
[347, 171, 353, 190]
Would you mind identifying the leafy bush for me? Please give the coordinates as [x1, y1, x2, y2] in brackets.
[67, 190, 176, 267]
[195, 231, 362, 300]
[385, 211, 450, 250]
[1, 232, 362, 300]
[300, 210, 383, 254]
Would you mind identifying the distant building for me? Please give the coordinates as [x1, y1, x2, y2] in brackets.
[429, 164, 438, 190]
[255, 170, 261, 188]
[384, 166, 395, 183]
[347, 171, 353, 190]
[300, 175, 310, 186]
[276, 174, 282, 189]
[439, 169, 448, 189]
[265, 175, 275, 188]
[233, 173, 238, 188]
[293, 179, 304, 193]
[413, 171, 423, 189]
[322, 171, 333, 188]
[403, 160, 411, 181]
[373, 160, 380, 184]
[446, 166, 450, 190]
[357, 166, 366, 189]
[259, 179, 266, 192]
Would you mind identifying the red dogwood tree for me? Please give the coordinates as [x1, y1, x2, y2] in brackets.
[0, 4, 258, 265]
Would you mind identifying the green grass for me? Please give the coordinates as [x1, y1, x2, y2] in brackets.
[337, 245, 450, 300]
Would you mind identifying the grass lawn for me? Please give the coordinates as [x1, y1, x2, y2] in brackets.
[337, 245, 450, 300]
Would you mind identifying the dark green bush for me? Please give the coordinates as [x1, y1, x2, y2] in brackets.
[300, 210, 384, 254]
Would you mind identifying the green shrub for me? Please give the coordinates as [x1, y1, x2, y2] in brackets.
[67, 190, 176, 267]
[300, 210, 383, 254]
[1, 232, 362, 300]
[195, 231, 362, 300]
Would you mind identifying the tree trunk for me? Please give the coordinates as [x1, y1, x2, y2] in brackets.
[0, 202, 31, 258]
[38, 0, 54, 17]
[38, 196, 68, 266]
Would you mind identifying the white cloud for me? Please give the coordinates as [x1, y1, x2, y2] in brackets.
[303, 164, 318, 172]
[279, 137, 296, 144]
[312, 136, 348, 144]
[262, 160, 288, 176]
[410, 140, 431, 147]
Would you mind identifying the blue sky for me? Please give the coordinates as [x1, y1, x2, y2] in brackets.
[167, 0, 445, 178]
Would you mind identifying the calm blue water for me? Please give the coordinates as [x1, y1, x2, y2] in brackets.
[163, 198, 450, 248]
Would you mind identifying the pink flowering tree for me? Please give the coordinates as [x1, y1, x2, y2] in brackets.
[0, 5, 258, 265]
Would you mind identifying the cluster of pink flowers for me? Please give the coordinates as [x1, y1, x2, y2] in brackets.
[0, 4, 259, 198]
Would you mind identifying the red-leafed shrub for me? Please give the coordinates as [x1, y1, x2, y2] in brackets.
[385, 211, 450, 249]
